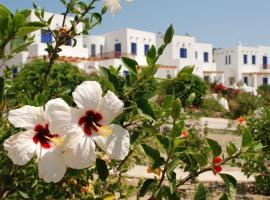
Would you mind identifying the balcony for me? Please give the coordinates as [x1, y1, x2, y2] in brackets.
[88, 52, 135, 61]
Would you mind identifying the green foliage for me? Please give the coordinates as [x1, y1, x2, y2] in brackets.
[160, 70, 207, 107]
[200, 97, 227, 117]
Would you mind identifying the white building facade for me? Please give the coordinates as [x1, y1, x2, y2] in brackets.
[156, 35, 224, 82]
[4, 11, 223, 82]
[214, 44, 270, 88]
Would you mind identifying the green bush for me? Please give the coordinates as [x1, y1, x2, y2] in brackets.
[160, 73, 207, 107]
[201, 98, 227, 117]
[239, 107, 270, 194]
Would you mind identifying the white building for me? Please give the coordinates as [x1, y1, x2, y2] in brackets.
[4, 11, 223, 81]
[214, 44, 270, 88]
[156, 34, 224, 82]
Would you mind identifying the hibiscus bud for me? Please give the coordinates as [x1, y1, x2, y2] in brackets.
[181, 129, 188, 139]
[236, 117, 245, 125]
[147, 166, 161, 176]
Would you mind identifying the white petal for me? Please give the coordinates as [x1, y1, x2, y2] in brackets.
[45, 98, 72, 134]
[37, 149, 66, 183]
[103, 0, 121, 16]
[63, 128, 96, 169]
[4, 130, 36, 165]
[93, 124, 129, 160]
[98, 91, 124, 124]
[72, 81, 102, 111]
[8, 106, 45, 130]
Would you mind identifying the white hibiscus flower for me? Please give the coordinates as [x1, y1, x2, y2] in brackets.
[49, 81, 130, 169]
[3, 99, 69, 183]
[103, 0, 121, 16]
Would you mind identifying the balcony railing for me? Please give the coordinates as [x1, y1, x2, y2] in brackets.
[88, 51, 135, 61]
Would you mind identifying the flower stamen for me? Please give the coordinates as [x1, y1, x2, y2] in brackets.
[45, 136, 64, 147]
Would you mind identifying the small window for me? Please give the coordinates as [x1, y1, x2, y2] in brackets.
[204, 76, 210, 83]
[115, 43, 121, 52]
[123, 70, 129, 76]
[243, 54, 248, 64]
[100, 45, 103, 55]
[263, 77, 268, 85]
[91, 44, 96, 57]
[12, 67, 18, 78]
[131, 43, 137, 55]
[263, 56, 268, 69]
[144, 44, 149, 56]
[41, 30, 52, 43]
[244, 76, 248, 85]
[204, 52, 209, 62]
[166, 73, 172, 79]
[252, 55, 256, 65]
[195, 51, 198, 59]
[180, 48, 187, 58]
[225, 56, 228, 65]
[228, 55, 231, 64]
[65, 39, 72, 46]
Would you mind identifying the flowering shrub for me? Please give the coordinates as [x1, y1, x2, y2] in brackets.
[0, 1, 261, 199]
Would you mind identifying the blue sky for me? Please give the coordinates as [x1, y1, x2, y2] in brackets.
[2, 0, 270, 48]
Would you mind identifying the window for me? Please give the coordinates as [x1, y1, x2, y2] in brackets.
[115, 43, 121, 52]
[131, 43, 137, 55]
[65, 39, 72, 46]
[252, 55, 256, 65]
[144, 44, 149, 56]
[166, 73, 172, 79]
[91, 44, 96, 57]
[228, 55, 231, 64]
[203, 52, 209, 62]
[204, 76, 210, 83]
[41, 30, 52, 43]
[195, 51, 198, 59]
[123, 70, 129, 76]
[263, 77, 268, 85]
[100, 45, 103, 55]
[180, 48, 187, 58]
[244, 76, 248, 85]
[225, 56, 228, 65]
[12, 67, 18, 78]
[263, 56, 268, 69]
[243, 54, 248, 64]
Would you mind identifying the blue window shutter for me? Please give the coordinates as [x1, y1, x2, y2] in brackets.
[243, 54, 248, 64]
[115, 43, 121, 52]
[180, 48, 187, 58]
[12, 67, 18, 78]
[204, 52, 209, 62]
[131, 43, 137, 55]
[144, 44, 149, 55]
[263, 56, 268, 69]
[252, 55, 256, 64]
[41, 30, 52, 43]
[263, 77, 268, 85]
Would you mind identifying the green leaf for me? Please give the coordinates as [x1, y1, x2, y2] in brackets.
[141, 143, 160, 162]
[164, 24, 174, 44]
[192, 153, 208, 167]
[19, 191, 29, 199]
[206, 138, 222, 157]
[136, 98, 157, 120]
[219, 193, 229, 200]
[47, 15, 54, 25]
[96, 158, 109, 181]
[167, 159, 182, 174]
[194, 183, 207, 200]
[139, 179, 156, 197]
[99, 67, 119, 91]
[0, 77, 4, 104]
[16, 27, 42, 37]
[242, 129, 252, 148]
[156, 135, 170, 151]
[186, 92, 196, 105]
[226, 142, 237, 156]
[177, 65, 194, 79]
[146, 45, 157, 65]
[162, 95, 174, 110]
[171, 98, 182, 120]
[121, 57, 138, 76]
[0, 4, 12, 18]
[219, 173, 237, 198]
[14, 13, 26, 30]
[152, 157, 165, 169]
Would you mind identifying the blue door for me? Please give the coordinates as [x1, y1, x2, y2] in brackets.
[41, 30, 52, 43]
[115, 43, 121, 52]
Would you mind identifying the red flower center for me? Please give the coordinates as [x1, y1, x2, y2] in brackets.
[33, 124, 59, 149]
[78, 110, 103, 136]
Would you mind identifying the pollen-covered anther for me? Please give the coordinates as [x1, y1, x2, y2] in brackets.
[47, 136, 64, 147]
[97, 125, 112, 137]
